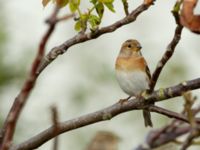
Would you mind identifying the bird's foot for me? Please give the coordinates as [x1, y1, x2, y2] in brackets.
[118, 96, 131, 104]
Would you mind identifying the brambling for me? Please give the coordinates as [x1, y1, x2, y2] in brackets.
[115, 39, 153, 127]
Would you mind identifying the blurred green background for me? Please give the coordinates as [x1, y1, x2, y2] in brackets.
[0, 0, 200, 150]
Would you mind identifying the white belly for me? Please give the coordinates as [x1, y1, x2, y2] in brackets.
[116, 70, 149, 96]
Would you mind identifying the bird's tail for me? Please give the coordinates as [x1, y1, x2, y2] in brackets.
[143, 109, 153, 127]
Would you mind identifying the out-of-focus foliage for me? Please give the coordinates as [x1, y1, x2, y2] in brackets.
[42, 0, 116, 31]
[70, 55, 114, 106]
[0, 4, 25, 91]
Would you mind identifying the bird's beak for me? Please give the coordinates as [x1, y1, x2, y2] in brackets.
[137, 45, 142, 50]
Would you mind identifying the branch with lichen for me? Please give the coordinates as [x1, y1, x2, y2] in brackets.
[10, 78, 200, 150]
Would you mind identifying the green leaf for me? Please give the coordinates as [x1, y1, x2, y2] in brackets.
[98, 0, 114, 3]
[74, 14, 88, 32]
[104, 2, 115, 12]
[69, 2, 77, 12]
[173, 1, 182, 13]
[88, 14, 100, 29]
[95, 2, 104, 19]
[42, 0, 51, 7]
[56, 0, 69, 8]
[90, 0, 97, 4]
[80, 14, 89, 21]
[74, 20, 82, 31]
[69, 0, 80, 12]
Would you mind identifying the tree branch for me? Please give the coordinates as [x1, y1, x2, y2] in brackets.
[0, 6, 60, 150]
[121, 0, 129, 16]
[135, 126, 191, 150]
[51, 106, 59, 150]
[180, 127, 200, 150]
[180, 92, 200, 150]
[36, 1, 155, 74]
[11, 78, 200, 150]
[149, 3, 183, 92]
[135, 96, 200, 150]
[149, 24, 183, 92]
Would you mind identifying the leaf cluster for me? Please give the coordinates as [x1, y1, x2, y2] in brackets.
[42, 0, 116, 32]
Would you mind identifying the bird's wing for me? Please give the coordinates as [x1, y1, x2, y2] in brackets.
[145, 65, 151, 80]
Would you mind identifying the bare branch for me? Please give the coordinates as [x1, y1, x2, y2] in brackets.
[121, 0, 129, 16]
[36, 2, 155, 74]
[180, 128, 200, 150]
[0, 6, 60, 150]
[135, 95, 200, 150]
[149, 105, 189, 123]
[135, 126, 191, 150]
[149, 25, 183, 92]
[51, 106, 59, 150]
[180, 92, 200, 150]
[149, 2, 183, 92]
[11, 78, 200, 150]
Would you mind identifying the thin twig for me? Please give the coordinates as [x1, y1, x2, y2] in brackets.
[183, 92, 196, 126]
[180, 92, 200, 150]
[51, 106, 59, 150]
[149, 3, 183, 92]
[10, 77, 200, 150]
[180, 127, 200, 150]
[135, 94, 200, 150]
[149, 24, 183, 92]
[149, 105, 189, 123]
[135, 126, 191, 150]
[36, 2, 155, 74]
[0, 6, 60, 150]
[121, 0, 129, 16]
[56, 14, 75, 23]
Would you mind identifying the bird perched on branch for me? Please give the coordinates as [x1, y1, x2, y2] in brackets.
[115, 39, 153, 127]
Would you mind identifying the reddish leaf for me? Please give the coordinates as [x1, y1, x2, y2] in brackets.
[180, 0, 200, 34]
[56, 0, 69, 8]
[42, 0, 51, 7]
[144, 0, 154, 5]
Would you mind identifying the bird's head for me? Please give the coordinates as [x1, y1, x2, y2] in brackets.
[119, 39, 142, 57]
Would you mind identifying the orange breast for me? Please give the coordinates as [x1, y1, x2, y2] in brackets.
[115, 56, 146, 72]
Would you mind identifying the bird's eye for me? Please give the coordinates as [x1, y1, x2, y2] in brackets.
[127, 44, 132, 48]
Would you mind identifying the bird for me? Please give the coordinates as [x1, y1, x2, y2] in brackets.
[115, 39, 153, 127]
[86, 131, 120, 150]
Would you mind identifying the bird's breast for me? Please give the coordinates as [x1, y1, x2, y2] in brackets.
[115, 56, 146, 72]
[115, 70, 149, 96]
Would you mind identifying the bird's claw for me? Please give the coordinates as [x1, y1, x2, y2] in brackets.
[118, 96, 131, 104]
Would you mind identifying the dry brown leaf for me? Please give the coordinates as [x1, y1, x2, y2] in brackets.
[42, 0, 51, 7]
[144, 0, 154, 5]
[180, 0, 200, 34]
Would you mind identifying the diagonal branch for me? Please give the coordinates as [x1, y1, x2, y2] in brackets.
[36, 1, 155, 74]
[0, 6, 60, 150]
[11, 78, 200, 150]
[180, 127, 200, 150]
[149, 24, 183, 91]
[149, 4, 183, 92]
[180, 92, 200, 150]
